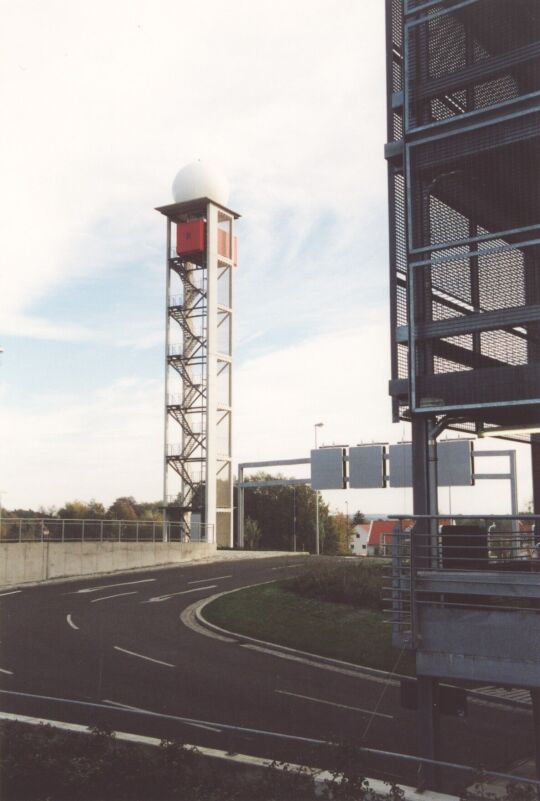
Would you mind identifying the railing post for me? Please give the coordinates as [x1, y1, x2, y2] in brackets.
[118, 521, 121, 543]
[153, 521, 156, 542]
[392, 521, 404, 642]
[82, 519, 85, 543]
[62, 519, 65, 543]
[100, 520, 103, 543]
[19, 519, 22, 543]
[136, 521, 139, 543]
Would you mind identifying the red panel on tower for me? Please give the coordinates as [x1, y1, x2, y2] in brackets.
[176, 220, 205, 256]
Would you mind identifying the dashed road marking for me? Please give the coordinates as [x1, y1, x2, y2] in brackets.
[188, 575, 232, 585]
[113, 646, 175, 668]
[66, 614, 79, 630]
[90, 592, 138, 603]
[275, 689, 394, 719]
[104, 699, 223, 734]
[0, 668, 13, 676]
[72, 579, 155, 595]
[0, 591, 22, 598]
[144, 585, 218, 603]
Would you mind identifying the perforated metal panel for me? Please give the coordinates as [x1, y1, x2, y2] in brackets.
[386, 0, 540, 437]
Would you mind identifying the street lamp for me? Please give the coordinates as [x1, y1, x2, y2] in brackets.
[314, 423, 324, 555]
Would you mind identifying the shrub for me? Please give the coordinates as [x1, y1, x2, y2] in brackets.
[287, 560, 385, 610]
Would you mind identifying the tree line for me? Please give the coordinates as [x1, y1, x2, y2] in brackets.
[3, 497, 163, 522]
[3, 481, 365, 555]
[241, 472, 364, 555]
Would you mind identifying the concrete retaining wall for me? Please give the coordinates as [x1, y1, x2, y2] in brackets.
[0, 541, 217, 587]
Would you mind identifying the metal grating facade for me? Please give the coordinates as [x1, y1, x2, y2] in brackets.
[386, 0, 540, 438]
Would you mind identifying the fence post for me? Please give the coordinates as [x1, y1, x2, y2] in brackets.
[118, 521, 121, 543]
[19, 519, 22, 543]
[82, 519, 85, 543]
[41, 520, 44, 543]
[153, 521, 156, 542]
[62, 519, 65, 543]
[100, 520, 104, 543]
[136, 521, 139, 543]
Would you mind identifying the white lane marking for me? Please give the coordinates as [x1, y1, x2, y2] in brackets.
[188, 575, 232, 585]
[103, 699, 223, 734]
[90, 592, 138, 603]
[113, 646, 175, 668]
[144, 585, 218, 603]
[72, 579, 155, 595]
[66, 614, 79, 630]
[0, 668, 13, 676]
[275, 689, 394, 719]
[0, 688, 331, 746]
[0, 590, 22, 598]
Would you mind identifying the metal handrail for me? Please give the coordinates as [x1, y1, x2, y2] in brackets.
[0, 518, 215, 545]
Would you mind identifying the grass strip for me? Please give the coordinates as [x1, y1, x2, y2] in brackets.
[204, 581, 416, 676]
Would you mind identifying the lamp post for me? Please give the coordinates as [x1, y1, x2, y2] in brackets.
[314, 422, 324, 555]
[345, 500, 349, 553]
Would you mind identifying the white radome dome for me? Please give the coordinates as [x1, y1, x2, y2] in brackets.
[172, 160, 230, 205]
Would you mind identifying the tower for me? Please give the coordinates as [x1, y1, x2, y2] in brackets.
[157, 162, 239, 547]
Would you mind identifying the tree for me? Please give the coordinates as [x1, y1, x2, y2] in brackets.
[241, 473, 332, 553]
[107, 497, 138, 520]
[326, 512, 351, 555]
[244, 517, 262, 550]
[57, 499, 106, 519]
[352, 511, 366, 526]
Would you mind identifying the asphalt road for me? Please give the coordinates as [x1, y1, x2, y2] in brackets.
[0, 555, 533, 790]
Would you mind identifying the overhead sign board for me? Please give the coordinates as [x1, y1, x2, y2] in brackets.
[349, 445, 386, 489]
[311, 448, 346, 490]
[389, 440, 473, 487]
[389, 443, 413, 488]
[437, 440, 473, 486]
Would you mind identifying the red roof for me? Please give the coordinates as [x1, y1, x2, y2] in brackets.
[367, 520, 401, 547]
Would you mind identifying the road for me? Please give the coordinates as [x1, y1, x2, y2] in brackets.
[0, 555, 533, 790]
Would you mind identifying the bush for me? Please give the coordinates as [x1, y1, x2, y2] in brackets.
[287, 560, 385, 610]
[0, 721, 318, 801]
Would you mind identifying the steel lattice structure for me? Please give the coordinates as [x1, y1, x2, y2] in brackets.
[157, 197, 238, 546]
[386, 0, 540, 439]
[385, 2, 540, 788]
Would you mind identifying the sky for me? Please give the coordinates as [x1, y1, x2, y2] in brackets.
[0, 0, 533, 515]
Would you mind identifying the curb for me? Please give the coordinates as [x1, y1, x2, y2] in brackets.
[195, 584, 532, 710]
[195, 583, 405, 685]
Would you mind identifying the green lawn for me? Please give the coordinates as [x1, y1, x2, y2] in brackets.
[203, 581, 416, 676]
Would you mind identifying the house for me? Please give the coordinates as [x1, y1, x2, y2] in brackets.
[350, 519, 414, 557]
[349, 523, 370, 555]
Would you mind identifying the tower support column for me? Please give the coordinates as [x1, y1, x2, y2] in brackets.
[412, 416, 440, 790]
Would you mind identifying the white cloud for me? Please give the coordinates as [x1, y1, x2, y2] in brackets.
[0, 321, 533, 514]
[0, 0, 385, 341]
[0, 378, 163, 509]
